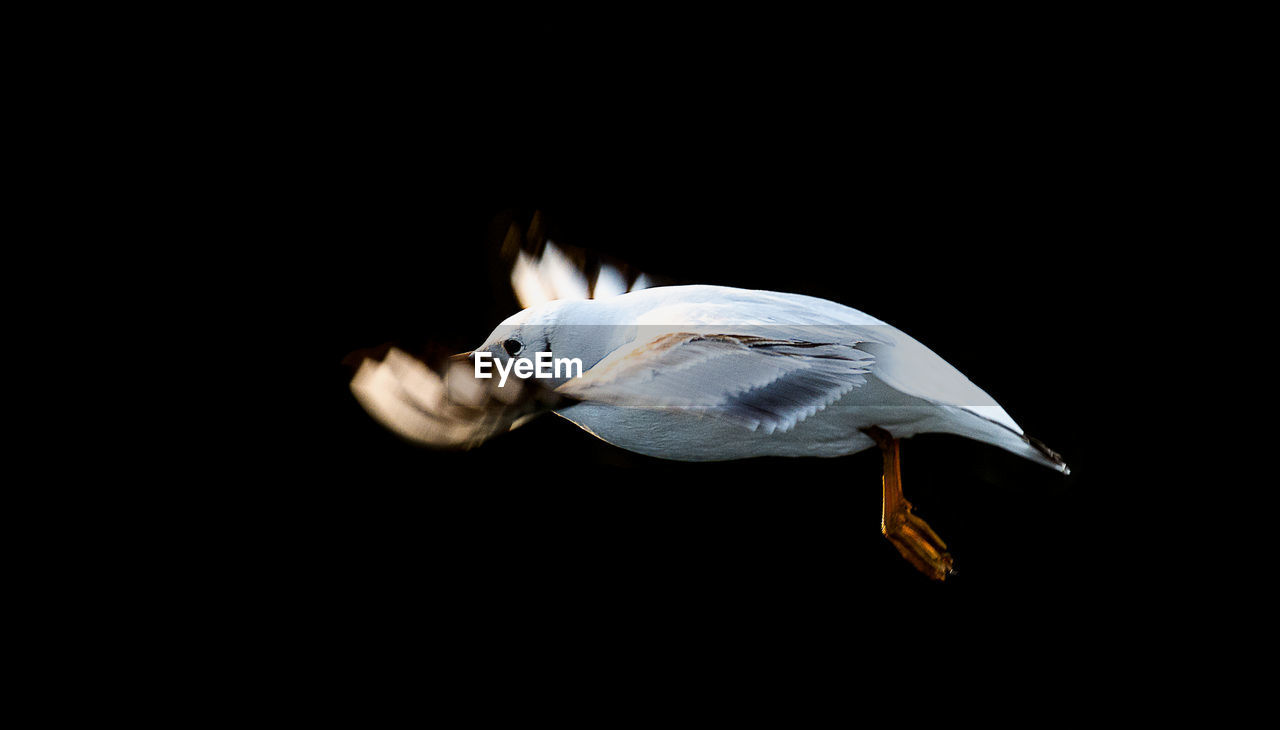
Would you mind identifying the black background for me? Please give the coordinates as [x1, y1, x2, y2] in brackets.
[248, 15, 1158, 670]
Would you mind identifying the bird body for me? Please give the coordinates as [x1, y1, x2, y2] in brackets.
[351, 270, 1069, 580]
[470, 284, 1068, 473]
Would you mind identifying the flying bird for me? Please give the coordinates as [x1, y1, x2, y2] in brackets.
[350, 236, 1068, 581]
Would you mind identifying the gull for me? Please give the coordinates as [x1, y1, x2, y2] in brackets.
[351, 241, 1068, 580]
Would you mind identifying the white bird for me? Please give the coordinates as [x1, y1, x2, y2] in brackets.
[351, 242, 1068, 580]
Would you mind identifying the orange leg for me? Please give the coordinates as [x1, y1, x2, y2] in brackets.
[864, 426, 954, 581]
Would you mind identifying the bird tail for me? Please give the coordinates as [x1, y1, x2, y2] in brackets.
[1024, 434, 1070, 475]
[946, 406, 1071, 475]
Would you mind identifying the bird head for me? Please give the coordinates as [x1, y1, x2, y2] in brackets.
[472, 298, 636, 390]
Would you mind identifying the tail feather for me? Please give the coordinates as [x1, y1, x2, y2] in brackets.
[944, 406, 1071, 475]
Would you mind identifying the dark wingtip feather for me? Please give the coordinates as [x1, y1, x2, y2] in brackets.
[1026, 435, 1070, 475]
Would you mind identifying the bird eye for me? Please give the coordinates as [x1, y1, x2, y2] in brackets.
[502, 338, 523, 356]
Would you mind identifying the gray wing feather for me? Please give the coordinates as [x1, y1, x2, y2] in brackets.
[558, 333, 876, 434]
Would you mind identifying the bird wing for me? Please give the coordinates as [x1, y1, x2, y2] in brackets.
[349, 211, 659, 448]
[510, 241, 656, 308]
[556, 331, 878, 434]
[350, 348, 568, 449]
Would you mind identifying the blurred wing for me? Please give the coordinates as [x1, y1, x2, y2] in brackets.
[350, 348, 567, 449]
[557, 332, 877, 434]
[511, 240, 657, 309]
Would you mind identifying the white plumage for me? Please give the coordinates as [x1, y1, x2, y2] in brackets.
[352, 240, 1066, 473]
[469, 284, 1067, 472]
